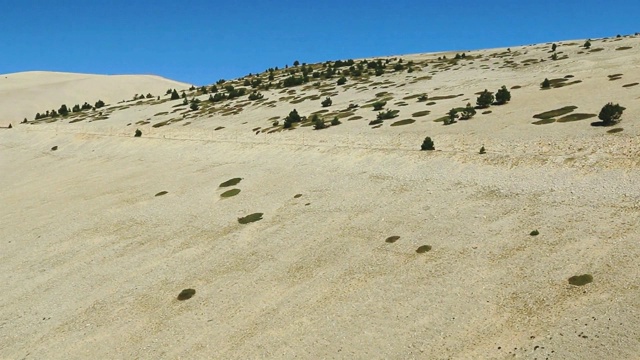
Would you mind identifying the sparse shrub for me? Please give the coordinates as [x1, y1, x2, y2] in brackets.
[459, 103, 476, 120]
[584, 40, 591, 49]
[248, 92, 264, 100]
[58, 104, 69, 116]
[94, 100, 105, 109]
[171, 89, 180, 100]
[273, 120, 279, 126]
[551, 43, 557, 52]
[375, 68, 384, 76]
[283, 109, 302, 128]
[479, 145, 486, 154]
[417, 94, 428, 102]
[476, 89, 494, 108]
[321, 97, 332, 107]
[444, 108, 458, 125]
[393, 63, 404, 71]
[134, 129, 142, 137]
[377, 109, 399, 120]
[337, 76, 347, 85]
[598, 103, 625, 125]
[551, 52, 558, 61]
[182, 98, 188, 105]
[312, 115, 326, 130]
[421, 137, 435, 151]
[494, 85, 511, 105]
[72, 104, 81, 112]
[372, 101, 387, 111]
[331, 117, 341, 126]
[283, 75, 305, 87]
[541, 78, 551, 89]
[210, 85, 218, 93]
[190, 102, 199, 111]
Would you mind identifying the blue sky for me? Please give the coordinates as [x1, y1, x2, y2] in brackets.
[1, 0, 638, 85]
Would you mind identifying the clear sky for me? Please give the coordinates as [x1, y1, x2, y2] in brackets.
[1, 0, 638, 85]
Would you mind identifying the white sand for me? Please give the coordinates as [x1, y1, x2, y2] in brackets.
[1, 35, 639, 359]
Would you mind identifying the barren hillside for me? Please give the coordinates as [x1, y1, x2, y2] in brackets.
[1, 34, 639, 359]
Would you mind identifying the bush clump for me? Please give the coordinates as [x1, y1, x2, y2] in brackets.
[337, 76, 347, 85]
[321, 97, 332, 107]
[248, 92, 264, 100]
[372, 101, 387, 111]
[421, 137, 435, 151]
[598, 103, 625, 125]
[476, 90, 494, 108]
[541, 78, 551, 89]
[283, 109, 302, 128]
[377, 109, 399, 120]
[134, 129, 142, 137]
[494, 85, 511, 105]
[459, 103, 476, 120]
[331, 117, 341, 126]
[312, 115, 326, 130]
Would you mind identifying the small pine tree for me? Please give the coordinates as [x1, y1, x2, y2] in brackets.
[171, 89, 180, 100]
[459, 103, 476, 120]
[421, 137, 435, 151]
[312, 115, 326, 130]
[285, 109, 302, 124]
[551, 52, 558, 61]
[321, 97, 332, 107]
[584, 40, 591, 49]
[479, 145, 486, 154]
[372, 101, 387, 111]
[445, 108, 458, 125]
[598, 103, 625, 125]
[494, 86, 511, 105]
[58, 104, 69, 116]
[541, 78, 551, 89]
[190, 102, 199, 111]
[551, 43, 557, 52]
[476, 90, 494, 108]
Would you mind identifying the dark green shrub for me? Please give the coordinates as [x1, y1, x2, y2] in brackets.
[284, 109, 302, 125]
[584, 40, 591, 49]
[377, 109, 399, 120]
[530, 230, 539, 236]
[372, 101, 387, 111]
[72, 104, 81, 112]
[551, 43, 557, 51]
[190, 102, 199, 111]
[459, 103, 476, 120]
[494, 85, 511, 105]
[337, 76, 347, 85]
[479, 145, 486, 154]
[321, 97, 332, 107]
[331, 117, 341, 126]
[248, 92, 264, 100]
[551, 52, 558, 61]
[95, 100, 105, 109]
[598, 103, 625, 125]
[476, 90, 494, 108]
[58, 104, 69, 116]
[541, 78, 550, 89]
[283, 76, 304, 87]
[444, 108, 458, 125]
[421, 137, 435, 151]
[312, 115, 326, 130]
[134, 129, 142, 137]
[171, 89, 180, 100]
[417, 94, 428, 102]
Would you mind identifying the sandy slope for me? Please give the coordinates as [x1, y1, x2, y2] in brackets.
[1, 34, 639, 359]
[0, 71, 191, 124]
